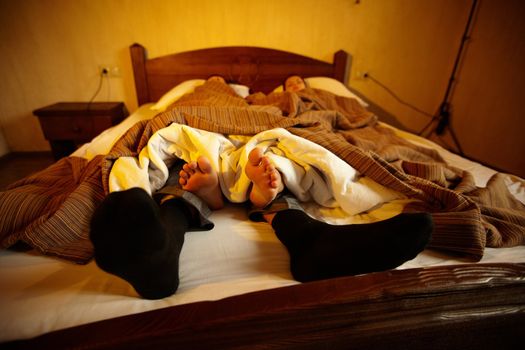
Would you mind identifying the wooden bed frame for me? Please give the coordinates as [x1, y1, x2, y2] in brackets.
[7, 43, 525, 350]
[129, 43, 349, 104]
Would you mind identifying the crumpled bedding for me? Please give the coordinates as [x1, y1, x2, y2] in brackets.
[109, 125, 402, 216]
[1, 81, 524, 264]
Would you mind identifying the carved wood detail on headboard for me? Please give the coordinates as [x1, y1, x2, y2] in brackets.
[129, 43, 350, 106]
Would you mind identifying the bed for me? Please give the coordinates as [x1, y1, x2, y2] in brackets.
[1, 43, 524, 349]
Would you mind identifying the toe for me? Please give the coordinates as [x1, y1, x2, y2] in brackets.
[197, 156, 212, 174]
[248, 147, 264, 165]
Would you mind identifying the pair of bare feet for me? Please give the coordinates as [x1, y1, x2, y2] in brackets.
[178, 147, 284, 211]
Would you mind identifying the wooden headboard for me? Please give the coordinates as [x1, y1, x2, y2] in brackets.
[129, 43, 350, 105]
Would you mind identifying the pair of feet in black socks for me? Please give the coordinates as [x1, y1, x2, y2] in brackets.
[90, 186, 433, 299]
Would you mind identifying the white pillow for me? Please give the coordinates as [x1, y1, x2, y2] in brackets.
[150, 79, 205, 111]
[151, 80, 252, 111]
[229, 84, 250, 98]
[273, 76, 369, 107]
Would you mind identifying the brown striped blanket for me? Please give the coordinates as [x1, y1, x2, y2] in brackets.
[1, 81, 524, 264]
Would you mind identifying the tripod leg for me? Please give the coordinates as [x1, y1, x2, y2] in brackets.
[418, 117, 437, 136]
[447, 124, 464, 156]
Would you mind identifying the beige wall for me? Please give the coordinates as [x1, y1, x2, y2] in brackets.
[0, 0, 360, 152]
[447, 0, 525, 175]
[0, 0, 523, 177]
[350, 0, 525, 177]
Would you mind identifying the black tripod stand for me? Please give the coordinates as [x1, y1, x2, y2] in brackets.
[418, 0, 479, 156]
[419, 101, 464, 155]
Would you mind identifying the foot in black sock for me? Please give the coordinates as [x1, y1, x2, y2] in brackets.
[90, 187, 190, 299]
[271, 210, 433, 282]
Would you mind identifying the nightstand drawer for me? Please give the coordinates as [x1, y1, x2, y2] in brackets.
[38, 115, 94, 141]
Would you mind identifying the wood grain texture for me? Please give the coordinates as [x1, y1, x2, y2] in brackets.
[7, 263, 524, 349]
[130, 43, 350, 104]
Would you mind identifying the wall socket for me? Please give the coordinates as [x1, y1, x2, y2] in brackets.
[355, 71, 369, 80]
[99, 65, 121, 77]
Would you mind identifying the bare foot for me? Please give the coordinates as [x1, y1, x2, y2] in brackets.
[179, 156, 224, 210]
[245, 148, 284, 208]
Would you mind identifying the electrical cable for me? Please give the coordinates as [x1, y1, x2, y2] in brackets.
[87, 69, 106, 112]
[367, 73, 464, 153]
[106, 74, 111, 101]
[365, 73, 434, 118]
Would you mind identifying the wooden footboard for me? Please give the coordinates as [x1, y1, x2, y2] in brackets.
[8, 263, 524, 349]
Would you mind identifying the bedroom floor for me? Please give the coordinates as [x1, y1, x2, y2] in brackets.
[0, 152, 55, 190]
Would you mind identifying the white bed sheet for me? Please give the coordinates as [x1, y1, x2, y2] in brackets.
[1, 107, 524, 342]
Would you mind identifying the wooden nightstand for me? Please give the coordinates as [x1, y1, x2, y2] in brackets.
[33, 102, 128, 159]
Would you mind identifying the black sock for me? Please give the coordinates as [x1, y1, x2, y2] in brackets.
[90, 188, 190, 299]
[271, 210, 433, 282]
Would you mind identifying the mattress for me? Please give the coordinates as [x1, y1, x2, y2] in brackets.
[0, 104, 524, 342]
